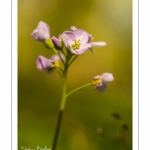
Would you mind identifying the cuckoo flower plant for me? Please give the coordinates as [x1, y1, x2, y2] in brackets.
[31, 21, 114, 150]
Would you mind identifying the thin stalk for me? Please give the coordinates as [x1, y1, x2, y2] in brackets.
[61, 48, 67, 58]
[51, 62, 68, 150]
[54, 67, 64, 79]
[68, 55, 78, 67]
[51, 110, 63, 150]
[55, 67, 64, 75]
[66, 82, 92, 98]
[58, 53, 65, 65]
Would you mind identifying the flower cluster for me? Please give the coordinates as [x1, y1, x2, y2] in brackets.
[31, 21, 114, 92]
[31, 21, 114, 150]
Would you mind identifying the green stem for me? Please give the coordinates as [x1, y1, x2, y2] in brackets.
[55, 67, 64, 74]
[51, 110, 63, 150]
[60, 77, 67, 110]
[61, 48, 67, 58]
[51, 69, 67, 150]
[68, 55, 78, 67]
[66, 82, 92, 98]
[51, 57, 92, 150]
[58, 53, 65, 65]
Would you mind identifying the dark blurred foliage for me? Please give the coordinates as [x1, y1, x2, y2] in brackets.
[18, 0, 132, 149]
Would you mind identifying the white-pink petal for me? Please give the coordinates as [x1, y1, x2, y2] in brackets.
[92, 41, 107, 47]
[101, 73, 114, 83]
[73, 29, 89, 45]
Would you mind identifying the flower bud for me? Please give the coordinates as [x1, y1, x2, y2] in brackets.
[36, 55, 54, 71]
[70, 26, 77, 31]
[51, 36, 63, 49]
[50, 53, 65, 68]
[31, 21, 50, 42]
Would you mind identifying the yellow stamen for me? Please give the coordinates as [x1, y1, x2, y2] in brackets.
[92, 77, 102, 85]
[71, 39, 80, 50]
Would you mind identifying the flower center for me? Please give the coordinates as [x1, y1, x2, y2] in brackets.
[71, 39, 80, 50]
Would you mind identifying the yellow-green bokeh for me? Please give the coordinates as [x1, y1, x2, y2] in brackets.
[18, 0, 132, 150]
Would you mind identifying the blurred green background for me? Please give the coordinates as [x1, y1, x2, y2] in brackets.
[18, 0, 132, 150]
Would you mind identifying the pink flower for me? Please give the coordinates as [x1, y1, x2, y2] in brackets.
[61, 29, 92, 55]
[93, 73, 114, 92]
[70, 26, 107, 49]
